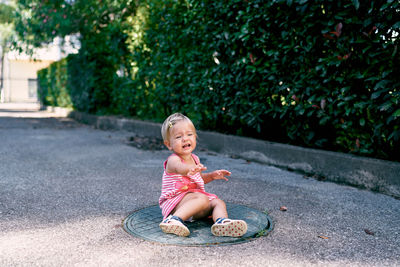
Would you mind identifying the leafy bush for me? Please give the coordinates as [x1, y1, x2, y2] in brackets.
[29, 0, 134, 113]
[66, 22, 132, 114]
[0, 3, 14, 24]
[123, 0, 399, 160]
[37, 58, 72, 108]
[37, 0, 400, 161]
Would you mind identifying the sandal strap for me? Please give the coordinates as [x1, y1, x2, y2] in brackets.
[170, 215, 185, 225]
[163, 215, 186, 225]
[215, 217, 229, 224]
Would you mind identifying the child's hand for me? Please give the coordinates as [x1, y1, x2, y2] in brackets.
[212, 170, 231, 181]
[187, 164, 207, 176]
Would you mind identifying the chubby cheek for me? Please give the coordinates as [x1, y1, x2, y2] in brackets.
[191, 136, 197, 144]
[165, 140, 178, 151]
[190, 139, 197, 149]
[172, 140, 182, 149]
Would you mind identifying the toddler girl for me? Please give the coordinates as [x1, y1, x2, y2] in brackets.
[159, 113, 247, 237]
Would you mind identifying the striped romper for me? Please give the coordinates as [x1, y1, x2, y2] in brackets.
[159, 153, 218, 219]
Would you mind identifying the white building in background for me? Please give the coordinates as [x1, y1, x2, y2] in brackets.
[0, 35, 79, 103]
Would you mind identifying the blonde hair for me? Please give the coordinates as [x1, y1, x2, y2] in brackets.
[161, 113, 196, 141]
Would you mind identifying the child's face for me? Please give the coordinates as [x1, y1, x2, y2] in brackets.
[164, 120, 196, 156]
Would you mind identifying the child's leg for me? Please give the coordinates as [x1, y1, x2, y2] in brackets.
[172, 192, 210, 221]
[160, 193, 213, 237]
[209, 199, 247, 237]
[209, 198, 228, 222]
[160, 193, 209, 237]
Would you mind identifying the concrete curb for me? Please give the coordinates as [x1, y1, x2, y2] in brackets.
[60, 108, 399, 199]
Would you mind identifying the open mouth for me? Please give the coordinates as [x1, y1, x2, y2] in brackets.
[183, 144, 191, 149]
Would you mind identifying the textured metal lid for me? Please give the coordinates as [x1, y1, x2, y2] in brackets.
[123, 203, 273, 246]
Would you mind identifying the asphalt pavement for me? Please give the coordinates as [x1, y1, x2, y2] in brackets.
[0, 103, 399, 266]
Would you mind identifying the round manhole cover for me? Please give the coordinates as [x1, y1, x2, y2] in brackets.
[123, 203, 273, 246]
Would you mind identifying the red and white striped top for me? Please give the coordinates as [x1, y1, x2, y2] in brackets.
[159, 153, 218, 219]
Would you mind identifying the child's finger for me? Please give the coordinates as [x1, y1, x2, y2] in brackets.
[212, 171, 229, 181]
[219, 170, 231, 176]
[218, 175, 229, 181]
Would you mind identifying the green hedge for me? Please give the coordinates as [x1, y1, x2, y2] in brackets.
[37, 58, 72, 108]
[38, 0, 400, 161]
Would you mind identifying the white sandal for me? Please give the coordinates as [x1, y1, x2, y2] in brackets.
[159, 215, 190, 237]
[211, 218, 247, 237]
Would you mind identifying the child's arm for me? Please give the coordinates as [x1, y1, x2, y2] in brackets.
[201, 170, 231, 184]
[165, 155, 206, 176]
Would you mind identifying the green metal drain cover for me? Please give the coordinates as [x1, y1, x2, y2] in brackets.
[123, 203, 273, 246]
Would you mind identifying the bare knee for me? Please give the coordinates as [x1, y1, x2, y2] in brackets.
[211, 198, 226, 209]
[192, 193, 210, 209]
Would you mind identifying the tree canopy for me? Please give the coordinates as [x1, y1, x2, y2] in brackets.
[0, 3, 15, 24]
[13, 0, 136, 51]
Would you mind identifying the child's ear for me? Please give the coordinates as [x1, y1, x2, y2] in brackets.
[164, 140, 172, 150]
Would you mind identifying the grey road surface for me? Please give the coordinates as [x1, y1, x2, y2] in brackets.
[0, 104, 399, 266]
